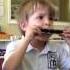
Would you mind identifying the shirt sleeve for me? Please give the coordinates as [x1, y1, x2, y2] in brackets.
[3, 40, 23, 70]
[4, 40, 18, 61]
[58, 42, 70, 70]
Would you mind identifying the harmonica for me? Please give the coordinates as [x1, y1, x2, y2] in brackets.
[41, 29, 63, 34]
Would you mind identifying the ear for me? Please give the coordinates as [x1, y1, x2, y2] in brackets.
[18, 20, 28, 32]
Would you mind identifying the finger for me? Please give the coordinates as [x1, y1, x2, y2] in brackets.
[63, 27, 70, 32]
[63, 31, 70, 34]
[62, 33, 70, 38]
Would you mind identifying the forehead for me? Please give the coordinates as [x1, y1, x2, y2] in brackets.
[28, 8, 49, 20]
[29, 4, 49, 16]
[37, 6, 48, 12]
[33, 3, 49, 12]
[34, 5, 49, 15]
[33, 3, 49, 9]
[33, 9, 48, 16]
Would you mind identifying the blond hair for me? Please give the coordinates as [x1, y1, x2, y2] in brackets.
[17, 0, 55, 21]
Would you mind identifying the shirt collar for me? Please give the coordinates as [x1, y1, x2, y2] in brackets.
[26, 44, 34, 52]
[26, 43, 50, 55]
[39, 44, 50, 55]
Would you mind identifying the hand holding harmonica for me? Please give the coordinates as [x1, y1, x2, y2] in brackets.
[61, 27, 70, 45]
[41, 27, 70, 44]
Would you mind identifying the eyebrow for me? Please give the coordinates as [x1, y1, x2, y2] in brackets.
[38, 12, 49, 16]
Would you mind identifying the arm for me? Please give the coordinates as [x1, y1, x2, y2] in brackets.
[2, 23, 41, 70]
[2, 36, 32, 70]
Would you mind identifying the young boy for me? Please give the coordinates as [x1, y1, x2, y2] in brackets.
[2, 0, 70, 70]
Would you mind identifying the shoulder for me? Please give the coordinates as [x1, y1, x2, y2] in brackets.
[57, 41, 70, 53]
[5, 40, 20, 54]
[54, 41, 70, 59]
[6, 40, 20, 49]
[48, 40, 70, 53]
[4, 40, 20, 59]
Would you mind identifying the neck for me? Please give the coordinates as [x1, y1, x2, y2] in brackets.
[31, 39, 48, 52]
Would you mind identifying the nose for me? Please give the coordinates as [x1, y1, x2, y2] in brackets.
[43, 18, 53, 29]
[44, 19, 49, 25]
[43, 18, 53, 28]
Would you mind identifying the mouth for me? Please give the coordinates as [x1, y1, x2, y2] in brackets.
[35, 28, 63, 39]
[36, 31, 52, 39]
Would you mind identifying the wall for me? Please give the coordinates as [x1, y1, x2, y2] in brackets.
[59, 0, 69, 21]
[0, 0, 21, 36]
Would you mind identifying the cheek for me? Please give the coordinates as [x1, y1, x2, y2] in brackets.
[49, 21, 53, 27]
[28, 18, 43, 26]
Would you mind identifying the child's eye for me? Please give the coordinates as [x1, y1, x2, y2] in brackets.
[39, 16, 43, 19]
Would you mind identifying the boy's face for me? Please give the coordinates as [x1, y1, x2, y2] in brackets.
[24, 6, 53, 41]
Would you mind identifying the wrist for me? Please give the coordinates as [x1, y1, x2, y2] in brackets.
[24, 35, 32, 42]
[25, 33, 34, 41]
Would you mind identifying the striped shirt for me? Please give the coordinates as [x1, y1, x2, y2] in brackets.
[3, 40, 70, 70]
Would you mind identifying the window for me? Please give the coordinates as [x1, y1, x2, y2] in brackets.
[8, 0, 23, 23]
